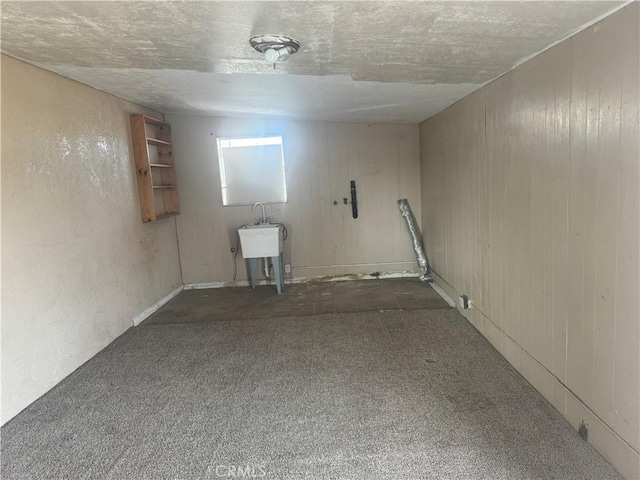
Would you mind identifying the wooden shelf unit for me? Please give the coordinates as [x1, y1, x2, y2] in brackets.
[146, 137, 172, 146]
[130, 114, 180, 222]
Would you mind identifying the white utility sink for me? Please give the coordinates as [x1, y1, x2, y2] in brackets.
[238, 224, 283, 258]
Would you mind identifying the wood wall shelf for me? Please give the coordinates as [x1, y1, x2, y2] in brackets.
[146, 137, 173, 146]
[130, 114, 180, 222]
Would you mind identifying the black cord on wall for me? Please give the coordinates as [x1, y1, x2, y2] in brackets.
[232, 231, 240, 281]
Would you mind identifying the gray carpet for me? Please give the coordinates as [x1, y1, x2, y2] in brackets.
[145, 279, 449, 325]
[1, 309, 621, 479]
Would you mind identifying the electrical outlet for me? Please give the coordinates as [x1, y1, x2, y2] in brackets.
[459, 295, 470, 309]
[284, 264, 291, 274]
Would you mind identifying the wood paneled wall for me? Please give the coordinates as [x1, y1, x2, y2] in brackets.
[421, 5, 639, 478]
[167, 116, 421, 284]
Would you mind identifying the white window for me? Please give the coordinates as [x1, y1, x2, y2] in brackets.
[216, 136, 287, 206]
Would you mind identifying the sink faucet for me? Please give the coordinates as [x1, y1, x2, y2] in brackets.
[252, 202, 268, 224]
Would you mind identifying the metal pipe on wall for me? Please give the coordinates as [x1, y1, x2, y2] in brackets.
[397, 198, 433, 282]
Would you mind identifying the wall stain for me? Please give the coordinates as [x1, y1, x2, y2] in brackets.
[578, 420, 588, 441]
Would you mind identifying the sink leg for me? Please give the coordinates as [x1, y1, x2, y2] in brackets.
[248, 258, 258, 289]
[272, 255, 282, 294]
[280, 254, 285, 287]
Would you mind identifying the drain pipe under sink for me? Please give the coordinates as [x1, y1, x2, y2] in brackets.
[263, 257, 270, 278]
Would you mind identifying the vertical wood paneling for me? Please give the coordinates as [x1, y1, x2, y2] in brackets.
[551, 42, 571, 385]
[421, 119, 444, 275]
[316, 123, 336, 267]
[530, 61, 548, 364]
[327, 123, 352, 267]
[346, 124, 366, 266]
[579, 23, 601, 407]
[592, 15, 625, 424]
[486, 81, 506, 331]
[567, 24, 589, 402]
[541, 77, 556, 375]
[474, 90, 490, 316]
[359, 124, 398, 263]
[395, 124, 421, 263]
[441, 110, 457, 287]
[171, 117, 421, 284]
[420, 2, 639, 468]
[611, 6, 640, 448]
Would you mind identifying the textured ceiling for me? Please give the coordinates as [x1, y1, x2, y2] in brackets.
[1, 1, 628, 123]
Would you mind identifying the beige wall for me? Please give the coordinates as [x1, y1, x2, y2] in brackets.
[168, 115, 421, 285]
[420, 5, 639, 478]
[1, 55, 183, 425]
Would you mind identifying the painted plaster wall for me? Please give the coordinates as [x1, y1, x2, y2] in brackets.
[420, 5, 639, 478]
[167, 115, 421, 285]
[1, 55, 183, 425]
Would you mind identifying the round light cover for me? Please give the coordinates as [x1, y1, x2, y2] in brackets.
[264, 48, 280, 64]
[250, 34, 300, 65]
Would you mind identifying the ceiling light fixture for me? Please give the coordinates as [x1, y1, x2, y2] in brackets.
[250, 34, 300, 69]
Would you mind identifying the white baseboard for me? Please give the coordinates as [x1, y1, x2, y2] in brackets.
[185, 281, 241, 290]
[184, 271, 419, 290]
[132, 284, 184, 326]
[429, 280, 456, 307]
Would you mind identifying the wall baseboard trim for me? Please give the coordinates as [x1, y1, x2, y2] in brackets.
[429, 280, 456, 307]
[184, 271, 420, 290]
[430, 272, 640, 480]
[132, 285, 184, 326]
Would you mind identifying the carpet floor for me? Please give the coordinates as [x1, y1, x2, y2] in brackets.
[146, 279, 449, 325]
[1, 309, 621, 479]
